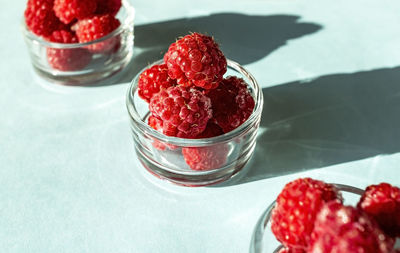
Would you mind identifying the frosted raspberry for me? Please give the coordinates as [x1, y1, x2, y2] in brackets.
[138, 64, 176, 103]
[149, 86, 212, 138]
[147, 115, 167, 151]
[309, 201, 395, 253]
[207, 76, 255, 133]
[46, 30, 91, 71]
[73, 14, 121, 53]
[24, 0, 63, 37]
[46, 29, 78, 43]
[47, 48, 91, 71]
[164, 32, 227, 89]
[148, 115, 163, 131]
[182, 143, 229, 171]
[96, 0, 122, 16]
[357, 183, 400, 237]
[271, 178, 342, 249]
[196, 122, 224, 138]
[181, 122, 225, 171]
[53, 0, 97, 24]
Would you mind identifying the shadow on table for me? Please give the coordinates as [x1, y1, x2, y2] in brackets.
[113, 13, 321, 84]
[222, 66, 400, 186]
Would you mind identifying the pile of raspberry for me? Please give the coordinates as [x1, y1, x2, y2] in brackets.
[137, 33, 255, 171]
[24, 0, 122, 71]
[270, 178, 400, 253]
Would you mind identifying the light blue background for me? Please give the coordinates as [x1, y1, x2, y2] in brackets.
[1, 0, 400, 252]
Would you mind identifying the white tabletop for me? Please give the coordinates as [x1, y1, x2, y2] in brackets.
[2, 0, 400, 252]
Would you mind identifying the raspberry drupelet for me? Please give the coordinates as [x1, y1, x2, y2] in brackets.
[164, 33, 227, 89]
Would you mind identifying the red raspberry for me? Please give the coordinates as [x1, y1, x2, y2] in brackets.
[270, 178, 342, 249]
[138, 64, 176, 103]
[96, 0, 122, 16]
[309, 201, 395, 253]
[46, 30, 91, 71]
[46, 29, 78, 43]
[277, 248, 305, 253]
[47, 47, 91, 71]
[182, 144, 229, 171]
[149, 86, 212, 138]
[181, 122, 226, 171]
[357, 183, 400, 237]
[24, 0, 63, 37]
[148, 115, 163, 131]
[53, 0, 97, 24]
[196, 122, 224, 138]
[207, 76, 255, 133]
[73, 14, 121, 53]
[164, 32, 227, 89]
[148, 115, 167, 151]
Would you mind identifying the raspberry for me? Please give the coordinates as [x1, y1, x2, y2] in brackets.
[277, 248, 305, 253]
[196, 122, 224, 138]
[138, 64, 176, 103]
[148, 115, 163, 131]
[181, 122, 226, 171]
[182, 143, 229, 171]
[96, 0, 122, 16]
[357, 183, 400, 237]
[309, 201, 395, 253]
[148, 115, 167, 151]
[206, 76, 255, 133]
[149, 86, 212, 138]
[46, 29, 78, 43]
[164, 32, 227, 89]
[73, 14, 121, 53]
[24, 0, 63, 37]
[47, 48, 91, 71]
[46, 30, 91, 71]
[270, 178, 342, 249]
[53, 0, 97, 24]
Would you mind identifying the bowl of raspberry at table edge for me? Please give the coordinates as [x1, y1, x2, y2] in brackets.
[21, 0, 135, 85]
[250, 177, 400, 253]
[126, 32, 263, 187]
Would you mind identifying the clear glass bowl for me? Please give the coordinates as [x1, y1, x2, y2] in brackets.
[249, 184, 365, 253]
[21, 0, 135, 85]
[126, 59, 263, 187]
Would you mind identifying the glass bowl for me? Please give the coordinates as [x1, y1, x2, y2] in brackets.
[249, 184, 365, 253]
[126, 59, 263, 187]
[21, 0, 135, 85]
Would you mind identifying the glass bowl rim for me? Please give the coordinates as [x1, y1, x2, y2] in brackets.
[126, 58, 264, 147]
[249, 183, 365, 253]
[21, 0, 135, 49]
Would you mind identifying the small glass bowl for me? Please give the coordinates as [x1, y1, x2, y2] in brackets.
[249, 184, 365, 253]
[126, 59, 263, 187]
[21, 0, 135, 85]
